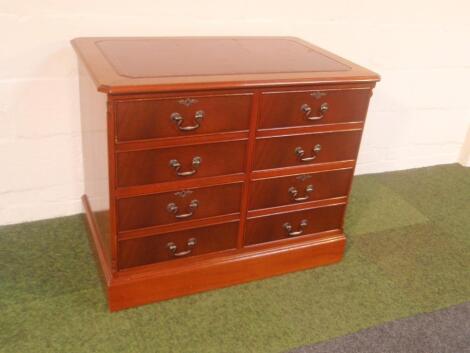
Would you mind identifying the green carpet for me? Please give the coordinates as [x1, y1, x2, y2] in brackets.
[1, 164, 469, 353]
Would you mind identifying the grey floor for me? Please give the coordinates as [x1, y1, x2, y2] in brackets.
[288, 302, 470, 353]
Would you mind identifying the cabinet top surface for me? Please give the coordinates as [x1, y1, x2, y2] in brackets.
[72, 37, 379, 94]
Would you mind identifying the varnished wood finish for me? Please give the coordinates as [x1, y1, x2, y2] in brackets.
[253, 130, 363, 171]
[115, 93, 252, 141]
[73, 36, 379, 311]
[71, 37, 379, 93]
[259, 88, 371, 130]
[118, 222, 239, 269]
[97, 38, 350, 78]
[119, 213, 240, 240]
[82, 195, 112, 284]
[109, 232, 345, 311]
[115, 173, 245, 198]
[256, 121, 364, 138]
[245, 203, 346, 246]
[117, 183, 242, 231]
[116, 140, 247, 186]
[251, 160, 356, 180]
[237, 91, 261, 248]
[78, 62, 113, 267]
[115, 131, 248, 151]
[247, 196, 348, 219]
[249, 168, 353, 210]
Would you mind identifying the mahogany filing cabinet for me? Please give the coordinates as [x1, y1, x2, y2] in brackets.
[72, 37, 379, 311]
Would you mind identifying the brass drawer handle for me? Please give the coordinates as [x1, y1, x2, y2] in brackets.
[295, 144, 321, 162]
[283, 219, 309, 237]
[167, 199, 199, 219]
[288, 184, 314, 202]
[169, 156, 202, 177]
[167, 238, 197, 257]
[171, 110, 204, 131]
[301, 102, 329, 121]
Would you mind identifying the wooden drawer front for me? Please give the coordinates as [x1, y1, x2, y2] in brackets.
[117, 141, 246, 187]
[253, 130, 362, 171]
[115, 94, 252, 141]
[245, 204, 345, 246]
[259, 89, 370, 129]
[249, 169, 352, 210]
[117, 183, 243, 231]
[118, 222, 239, 269]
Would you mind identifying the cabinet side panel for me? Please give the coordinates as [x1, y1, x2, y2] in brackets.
[79, 60, 111, 266]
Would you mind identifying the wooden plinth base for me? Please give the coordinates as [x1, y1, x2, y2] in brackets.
[82, 195, 346, 312]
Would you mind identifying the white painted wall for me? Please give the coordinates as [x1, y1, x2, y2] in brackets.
[1, 0, 469, 225]
[459, 127, 470, 167]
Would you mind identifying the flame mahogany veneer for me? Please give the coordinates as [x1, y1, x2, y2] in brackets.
[72, 36, 379, 311]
